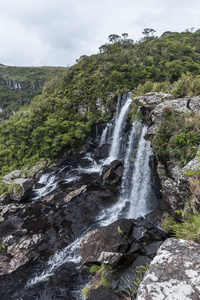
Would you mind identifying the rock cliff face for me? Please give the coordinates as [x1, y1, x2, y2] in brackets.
[137, 238, 200, 300]
[135, 93, 200, 218]
[4, 78, 43, 92]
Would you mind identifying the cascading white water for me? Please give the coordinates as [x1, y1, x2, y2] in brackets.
[98, 119, 153, 225]
[109, 94, 132, 160]
[27, 236, 82, 286]
[127, 125, 153, 218]
[26, 92, 155, 298]
[121, 120, 143, 196]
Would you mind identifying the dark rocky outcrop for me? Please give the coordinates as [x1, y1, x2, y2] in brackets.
[0, 158, 121, 276]
[103, 160, 124, 185]
[137, 238, 200, 300]
[81, 218, 168, 298]
[95, 144, 110, 159]
[81, 218, 167, 266]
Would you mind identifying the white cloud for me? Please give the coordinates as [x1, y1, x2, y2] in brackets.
[0, 0, 200, 66]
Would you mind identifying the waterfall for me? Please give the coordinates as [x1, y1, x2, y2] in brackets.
[99, 121, 112, 146]
[21, 92, 155, 299]
[127, 125, 153, 218]
[109, 93, 132, 160]
[120, 120, 143, 198]
[99, 119, 153, 224]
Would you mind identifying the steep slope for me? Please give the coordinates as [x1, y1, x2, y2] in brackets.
[0, 65, 67, 119]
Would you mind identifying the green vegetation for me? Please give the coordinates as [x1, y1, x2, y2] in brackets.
[0, 30, 200, 179]
[82, 287, 91, 298]
[162, 210, 200, 243]
[152, 110, 200, 167]
[89, 264, 102, 274]
[0, 244, 6, 252]
[132, 263, 149, 297]
[0, 66, 67, 119]
[7, 182, 21, 195]
[82, 263, 112, 298]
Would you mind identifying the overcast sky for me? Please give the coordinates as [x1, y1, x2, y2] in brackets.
[1, 0, 200, 67]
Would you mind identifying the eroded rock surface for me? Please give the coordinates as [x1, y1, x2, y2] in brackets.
[81, 218, 168, 299]
[137, 238, 200, 300]
[81, 218, 167, 267]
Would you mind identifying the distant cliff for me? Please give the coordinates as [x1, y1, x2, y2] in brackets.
[0, 65, 67, 119]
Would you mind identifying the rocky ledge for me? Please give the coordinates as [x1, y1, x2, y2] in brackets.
[137, 238, 200, 300]
[80, 218, 168, 299]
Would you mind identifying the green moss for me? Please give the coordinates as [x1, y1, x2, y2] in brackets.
[8, 182, 22, 195]
[0, 181, 8, 195]
[132, 263, 149, 296]
[82, 263, 113, 298]
[89, 264, 102, 274]
[117, 225, 124, 235]
[0, 244, 6, 252]
[82, 287, 91, 298]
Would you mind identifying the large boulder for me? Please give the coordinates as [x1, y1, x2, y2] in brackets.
[81, 218, 168, 267]
[137, 238, 200, 300]
[103, 160, 124, 185]
[2, 170, 34, 202]
[134, 93, 174, 110]
[133, 93, 174, 125]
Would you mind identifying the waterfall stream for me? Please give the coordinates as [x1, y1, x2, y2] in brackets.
[3, 93, 155, 300]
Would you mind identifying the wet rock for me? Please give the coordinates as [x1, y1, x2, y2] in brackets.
[0, 162, 121, 277]
[97, 252, 123, 266]
[103, 160, 124, 185]
[88, 285, 120, 300]
[33, 182, 45, 189]
[103, 167, 114, 181]
[4, 234, 43, 274]
[137, 238, 200, 300]
[95, 144, 110, 159]
[80, 218, 168, 267]
[114, 255, 151, 298]
[64, 185, 87, 203]
[81, 218, 166, 299]
[81, 139, 97, 153]
[81, 219, 130, 266]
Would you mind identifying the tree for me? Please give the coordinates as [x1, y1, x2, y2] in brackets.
[108, 34, 121, 43]
[142, 28, 156, 39]
[122, 33, 128, 39]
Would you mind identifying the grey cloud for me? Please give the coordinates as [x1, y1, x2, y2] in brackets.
[0, 0, 200, 66]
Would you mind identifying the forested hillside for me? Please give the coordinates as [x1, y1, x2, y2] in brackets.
[0, 66, 67, 119]
[0, 29, 200, 181]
